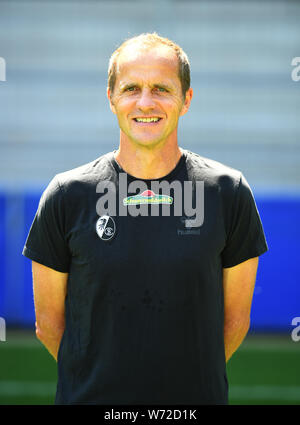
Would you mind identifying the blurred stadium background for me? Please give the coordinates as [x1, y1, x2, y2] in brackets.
[0, 0, 299, 405]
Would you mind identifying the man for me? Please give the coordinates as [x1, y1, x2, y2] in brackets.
[23, 33, 268, 405]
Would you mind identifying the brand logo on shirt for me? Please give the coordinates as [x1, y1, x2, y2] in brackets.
[96, 215, 116, 241]
[123, 190, 173, 206]
[177, 216, 201, 236]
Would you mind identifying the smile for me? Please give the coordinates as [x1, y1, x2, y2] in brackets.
[133, 117, 162, 123]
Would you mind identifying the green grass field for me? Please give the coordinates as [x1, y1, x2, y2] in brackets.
[0, 329, 299, 405]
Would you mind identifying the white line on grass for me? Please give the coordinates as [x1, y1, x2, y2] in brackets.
[229, 385, 300, 402]
[0, 382, 300, 402]
[3, 336, 300, 351]
[239, 342, 300, 352]
[0, 381, 56, 397]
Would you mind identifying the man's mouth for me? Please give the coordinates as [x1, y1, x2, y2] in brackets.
[133, 117, 162, 123]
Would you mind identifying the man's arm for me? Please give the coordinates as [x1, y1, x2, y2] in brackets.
[32, 261, 68, 361]
[223, 256, 259, 362]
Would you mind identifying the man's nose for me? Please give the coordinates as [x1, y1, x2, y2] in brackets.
[136, 88, 155, 111]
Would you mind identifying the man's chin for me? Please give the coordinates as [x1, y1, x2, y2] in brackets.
[129, 135, 166, 148]
[133, 139, 165, 149]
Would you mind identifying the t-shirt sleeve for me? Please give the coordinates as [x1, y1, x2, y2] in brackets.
[22, 176, 71, 273]
[221, 173, 268, 268]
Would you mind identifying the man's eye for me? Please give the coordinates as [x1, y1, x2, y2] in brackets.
[126, 86, 137, 92]
[155, 87, 167, 93]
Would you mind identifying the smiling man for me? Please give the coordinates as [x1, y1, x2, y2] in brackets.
[23, 33, 268, 405]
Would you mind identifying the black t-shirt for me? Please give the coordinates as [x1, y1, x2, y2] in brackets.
[22, 149, 268, 405]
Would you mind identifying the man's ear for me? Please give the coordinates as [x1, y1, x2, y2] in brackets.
[180, 87, 193, 117]
[107, 87, 116, 114]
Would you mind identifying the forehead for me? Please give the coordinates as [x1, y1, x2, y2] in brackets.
[116, 44, 179, 83]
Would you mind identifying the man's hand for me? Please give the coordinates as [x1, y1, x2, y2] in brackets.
[223, 257, 259, 362]
[32, 261, 68, 361]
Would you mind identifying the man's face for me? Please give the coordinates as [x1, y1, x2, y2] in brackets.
[107, 45, 193, 148]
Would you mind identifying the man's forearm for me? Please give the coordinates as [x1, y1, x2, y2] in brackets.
[36, 322, 64, 361]
[224, 317, 250, 362]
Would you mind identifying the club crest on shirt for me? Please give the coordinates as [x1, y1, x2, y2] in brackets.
[96, 215, 116, 241]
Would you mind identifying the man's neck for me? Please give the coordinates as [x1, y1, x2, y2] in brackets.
[115, 137, 182, 180]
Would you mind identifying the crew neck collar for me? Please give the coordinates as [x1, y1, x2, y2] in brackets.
[110, 149, 187, 182]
